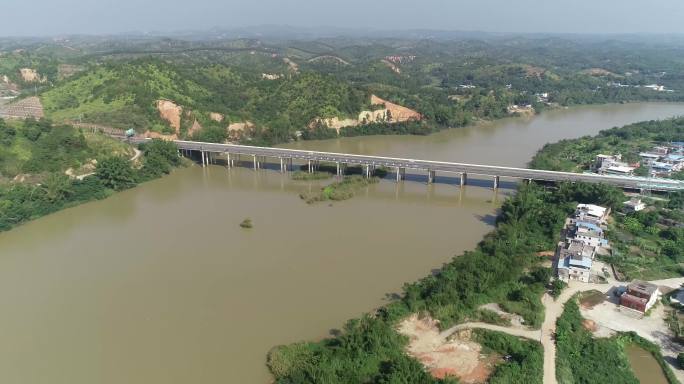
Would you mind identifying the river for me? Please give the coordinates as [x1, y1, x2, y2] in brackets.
[1, 103, 683, 383]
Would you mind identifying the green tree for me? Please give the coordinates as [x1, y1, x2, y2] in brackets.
[623, 217, 644, 234]
[95, 156, 136, 191]
[42, 173, 74, 203]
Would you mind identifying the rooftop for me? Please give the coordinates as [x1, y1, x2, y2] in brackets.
[604, 165, 635, 174]
[623, 198, 645, 208]
[576, 204, 608, 219]
[627, 280, 658, 296]
[565, 240, 596, 259]
[575, 221, 602, 231]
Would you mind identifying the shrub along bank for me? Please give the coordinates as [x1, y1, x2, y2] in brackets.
[556, 297, 677, 384]
[299, 175, 379, 204]
[0, 138, 182, 232]
[268, 182, 624, 383]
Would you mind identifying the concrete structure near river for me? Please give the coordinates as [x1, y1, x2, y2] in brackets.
[3, 103, 684, 383]
[133, 138, 684, 192]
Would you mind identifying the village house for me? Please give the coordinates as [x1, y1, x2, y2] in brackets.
[638, 144, 684, 176]
[619, 280, 660, 313]
[556, 240, 596, 283]
[556, 203, 611, 283]
[575, 203, 611, 222]
[638, 152, 661, 166]
[567, 225, 608, 247]
[595, 154, 636, 176]
[623, 198, 646, 212]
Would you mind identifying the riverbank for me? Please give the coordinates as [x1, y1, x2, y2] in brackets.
[3, 103, 684, 383]
[0, 137, 183, 232]
[267, 182, 622, 382]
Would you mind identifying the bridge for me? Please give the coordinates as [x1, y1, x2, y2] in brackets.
[131, 138, 684, 192]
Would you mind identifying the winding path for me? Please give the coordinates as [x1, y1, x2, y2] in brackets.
[444, 275, 684, 384]
[439, 322, 541, 341]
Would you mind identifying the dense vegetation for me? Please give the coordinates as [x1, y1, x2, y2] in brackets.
[556, 297, 676, 384]
[268, 181, 625, 382]
[40, 61, 368, 142]
[5, 34, 684, 145]
[0, 129, 182, 232]
[0, 118, 132, 178]
[607, 196, 684, 280]
[530, 117, 684, 172]
[474, 330, 543, 384]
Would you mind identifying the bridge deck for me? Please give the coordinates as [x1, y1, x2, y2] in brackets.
[132, 138, 684, 192]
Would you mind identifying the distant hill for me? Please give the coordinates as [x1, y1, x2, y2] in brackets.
[2, 34, 679, 145]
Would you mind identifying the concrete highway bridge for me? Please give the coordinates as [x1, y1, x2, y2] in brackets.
[132, 138, 684, 192]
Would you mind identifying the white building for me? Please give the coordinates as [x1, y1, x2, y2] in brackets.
[575, 204, 610, 222]
[570, 226, 608, 247]
[623, 198, 646, 212]
[557, 240, 596, 283]
[595, 154, 635, 176]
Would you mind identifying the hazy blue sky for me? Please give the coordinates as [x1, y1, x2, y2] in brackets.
[2, 0, 684, 36]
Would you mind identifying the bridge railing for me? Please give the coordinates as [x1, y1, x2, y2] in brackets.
[128, 138, 684, 191]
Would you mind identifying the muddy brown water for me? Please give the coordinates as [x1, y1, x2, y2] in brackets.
[625, 344, 669, 384]
[1, 103, 684, 383]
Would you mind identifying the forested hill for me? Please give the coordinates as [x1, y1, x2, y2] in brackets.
[4, 35, 684, 145]
[40, 60, 368, 141]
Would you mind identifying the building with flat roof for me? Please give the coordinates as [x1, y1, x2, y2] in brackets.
[575, 204, 610, 222]
[556, 240, 596, 283]
[620, 280, 660, 313]
[569, 226, 609, 247]
[623, 198, 646, 212]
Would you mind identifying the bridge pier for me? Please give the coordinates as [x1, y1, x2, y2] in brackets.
[493, 175, 500, 189]
[150, 139, 683, 192]
[280, 157, 285, 173]
[364, 164, 371, 178]
[253, 155, 258, 170]
[396, 167, 405, 182]
[308, 160, 313, 173]
[428, 170, 436, 184]
[336, 162, 341, 177]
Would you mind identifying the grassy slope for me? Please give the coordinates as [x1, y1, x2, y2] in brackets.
[0, 118, 132, 178]
[40, 59, 369, 137]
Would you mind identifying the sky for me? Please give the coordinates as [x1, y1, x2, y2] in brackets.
[2, 0, 684, 36]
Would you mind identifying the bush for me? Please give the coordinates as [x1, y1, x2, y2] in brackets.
[95, 156, 137, 191]
[550, 279, 567, 299]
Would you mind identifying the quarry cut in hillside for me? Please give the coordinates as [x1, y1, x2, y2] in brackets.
[156, 100, 182, 132]
[313, 94, 422, 132]
[19, 68, 46, 83]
